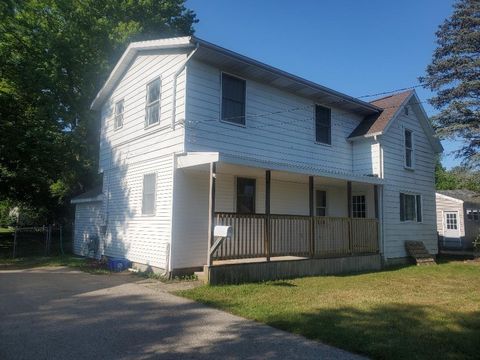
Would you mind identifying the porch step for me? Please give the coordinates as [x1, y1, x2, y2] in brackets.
[405, 241, 436, 265]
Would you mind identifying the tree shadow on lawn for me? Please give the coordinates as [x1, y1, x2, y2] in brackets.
[265, 303, 480, 360]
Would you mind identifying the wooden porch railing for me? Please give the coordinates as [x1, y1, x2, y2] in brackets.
[212, 212, 379, 260]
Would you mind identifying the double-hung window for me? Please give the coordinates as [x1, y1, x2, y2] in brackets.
[145, 78, 161, 127]
[221, 73, 246, 125]
[142, 173, 156, 215]
[404, 129, 414, 169]
[114, 99, 124, 130]
[400, 193, 422, 222]
[315, 105, 331, 145]
[316, 190, 327, 216]
[236, 178, 256, 214]
[352, 195, 367, 218]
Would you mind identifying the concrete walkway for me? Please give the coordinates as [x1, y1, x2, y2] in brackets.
[0, 267, 365, 359]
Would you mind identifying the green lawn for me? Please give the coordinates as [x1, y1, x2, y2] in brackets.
[177, 261, 480, 360]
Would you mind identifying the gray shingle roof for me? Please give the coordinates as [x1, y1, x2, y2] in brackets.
[437, 189, 480, 203]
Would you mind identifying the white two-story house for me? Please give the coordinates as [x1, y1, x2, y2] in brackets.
[72, 36, 443, 283]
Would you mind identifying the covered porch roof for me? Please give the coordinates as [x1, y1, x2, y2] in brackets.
[175, 152, 384, 185]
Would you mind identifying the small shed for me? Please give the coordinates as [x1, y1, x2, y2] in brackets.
[71, 187, 104, 257]
[436, 190, 480, 251]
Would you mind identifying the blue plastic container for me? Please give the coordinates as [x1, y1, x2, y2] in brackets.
[108, 258, 131, 272]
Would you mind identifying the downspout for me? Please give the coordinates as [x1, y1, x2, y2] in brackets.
[171, 42, 199, 130]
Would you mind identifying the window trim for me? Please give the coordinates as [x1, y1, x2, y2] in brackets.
[235, 176, 256, 214]
[403, 127, 414, 170]
[400, 192, 422, 223]
[220, 72, 247, 127]
[141, 173, 157, 216]
[114, 99, 125, 131]
[315, 189, 328, 217]
[352, 193, 367, 219]
[144, 77, 162, 129]
[314, 104, 332, 146]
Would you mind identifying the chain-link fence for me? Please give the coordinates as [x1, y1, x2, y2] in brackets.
[0, 225, 73, 258]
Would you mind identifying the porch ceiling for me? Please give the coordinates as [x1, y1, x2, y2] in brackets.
[175, 152, 384, 185]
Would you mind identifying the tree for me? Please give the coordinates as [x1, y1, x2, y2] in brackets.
[435, 157, 480, 192]
[420, 0, 480, 168]
[0, 0, 197, 223]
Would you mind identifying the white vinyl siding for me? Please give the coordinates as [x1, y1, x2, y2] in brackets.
[73, 201, 103, 257]
[185, 60, 364, 175]
[381, 99, 437, 259]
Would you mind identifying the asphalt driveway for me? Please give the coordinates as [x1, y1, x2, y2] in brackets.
[0, 266, 364, 359]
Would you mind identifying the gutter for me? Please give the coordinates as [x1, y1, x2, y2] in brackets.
[171, 42, 199, 129]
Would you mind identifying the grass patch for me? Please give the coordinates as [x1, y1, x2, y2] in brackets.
[0, 227, 13, 234]
[177, 261, 480, 359]
[0, 255, 110, 274]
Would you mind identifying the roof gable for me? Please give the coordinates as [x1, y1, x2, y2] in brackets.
[348, 90, 443, 153]
[437, 190, 480, 204]
[90, 36, 381, 115]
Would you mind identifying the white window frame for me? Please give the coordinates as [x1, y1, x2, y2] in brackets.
[220, 72, 247, 127]
[141, 173, 157, 216]
[114, 99, 124, 130]
[145, 77, 161, 128]
[315, 189, 328, 217]
[403, 127, 414, 170]
[400, 192, 422, 223]
[352, 193, 367, 218]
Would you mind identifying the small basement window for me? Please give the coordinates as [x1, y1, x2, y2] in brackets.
[400, 193, 422, 222]
[315, 105, 331, 145]
[145, 78, 161, 127]
[221, 73, 246, 125]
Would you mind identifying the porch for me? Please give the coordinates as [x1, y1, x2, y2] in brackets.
[175, 152, 383, 283]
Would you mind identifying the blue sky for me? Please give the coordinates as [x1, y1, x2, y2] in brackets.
[187, 0, 463, 168]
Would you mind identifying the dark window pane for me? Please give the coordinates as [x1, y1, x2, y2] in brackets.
[405, 130, 412, 148]
[400, 193, 405, 221]
[147, 79, 161, 104]
[222, 74, 246, 124]
[315, 105, 331, 144]
[416, 195, 422, 222]
[406, 149, 412, 167]
[236, 178, 255, 214]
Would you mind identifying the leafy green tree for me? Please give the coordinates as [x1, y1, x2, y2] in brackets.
[435, 159, 460, 190]
[420, 0, 480, 168]
[0, 0, 197, 222]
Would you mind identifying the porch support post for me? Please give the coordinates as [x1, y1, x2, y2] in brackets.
[374, 184, 380, 254]
[347, 181, 352, 254]
[207, 162, 217, 267]
[309, 176, 315, 257]
[265, 170, 271, 261]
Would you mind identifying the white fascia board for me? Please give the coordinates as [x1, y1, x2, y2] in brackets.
[436, 193, 464, 204]
[176, 152, 220, 169]
[219, 153, 384, 185]
[90, 37, 194, 110]
[71, 195, 103, 204]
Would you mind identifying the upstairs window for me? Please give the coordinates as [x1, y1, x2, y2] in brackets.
[114, 99, 124, 130]
[404, 129, 414, 169]
[352, 195, 366, 218]
[221, 73, 246, 125]
[315, 105, 331, 145]
[400, 193, 422, 222]
[316, 190, 327, 216]
[145, 78, 161, 127]
[142, 173, 156, 215]
[236, 177, 256, 214]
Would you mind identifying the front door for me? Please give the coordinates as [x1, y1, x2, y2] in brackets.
[443, 211, 460, 238]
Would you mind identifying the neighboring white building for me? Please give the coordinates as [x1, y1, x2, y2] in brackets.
[72, 36, 443, 280]
[436, 190, 480, 251]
